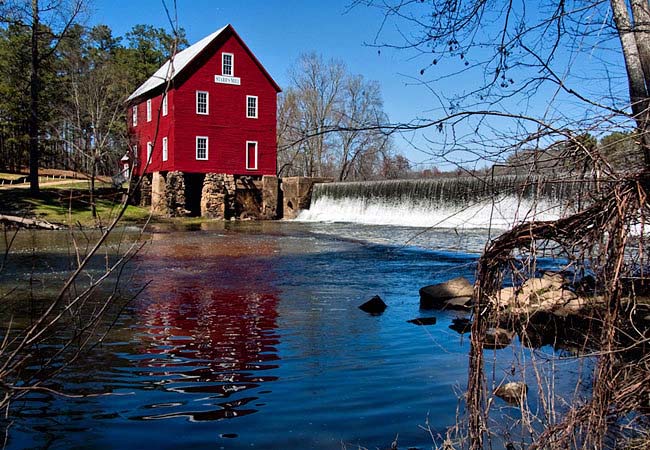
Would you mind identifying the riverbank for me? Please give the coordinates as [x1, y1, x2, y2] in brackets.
[0, 185, 150, 227]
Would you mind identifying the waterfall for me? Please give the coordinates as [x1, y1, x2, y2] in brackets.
[296, 175, 592, 229]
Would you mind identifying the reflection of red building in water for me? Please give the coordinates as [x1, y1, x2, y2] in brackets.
[132, 231, 281, 422]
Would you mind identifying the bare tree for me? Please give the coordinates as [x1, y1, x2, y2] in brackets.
[354, 0, 650, 448]
[278, 53, 395, 180]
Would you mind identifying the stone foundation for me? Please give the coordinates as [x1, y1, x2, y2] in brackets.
[138, 175, 152, 207]
[165, 171, 189, 217]
[281, 177, 331, 219]
[200, 173, 236, 219]
[136, 172, 316, 220]
[151, 172, 166, 214]
[261, 175, 280, 219]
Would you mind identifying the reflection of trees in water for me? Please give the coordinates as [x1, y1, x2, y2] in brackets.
[130, 233, 282, 422]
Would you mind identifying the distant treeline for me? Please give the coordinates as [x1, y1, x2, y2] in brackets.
[0, 21, 187, 175]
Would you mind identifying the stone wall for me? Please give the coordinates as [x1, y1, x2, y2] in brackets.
[137, 175, 152, 207]
[151, 172, 166, 214]
[281, 177, 332, 219]
[261, 175, 279, 219]
[165, 171, 189, 217]
[201, 173, 236, 219]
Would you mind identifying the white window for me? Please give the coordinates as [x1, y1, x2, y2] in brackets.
[146, 99, 152, 122]
[196, 91, 209, 115]
[246, 141, 258, 170]
[162, 137, 168, 162]
[146, 141, 153, 162]
[196, 136, 208, 160]
[132, 105, 138, 126]
[246, 95, 258, 119]
[222, 52, 233, 76]
[133, 144, 138, 164]
[162, 94, 168, 116]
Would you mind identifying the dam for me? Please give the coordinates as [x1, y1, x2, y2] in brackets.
[297, 175, 594, 229]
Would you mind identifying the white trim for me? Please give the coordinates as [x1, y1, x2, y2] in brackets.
[127, 26, 229, 101]
[133, 143, 138, 164]
[246, 95, 258, 119]
[132, 105, 138, 126]
[196, 90, 209, 115]
[222, 52, 234, 76]
[162, 137, 168, 162]
[245, 141, 258, 170]
[146, 99, 152, 122]
[196, 136, 209, 160]
[162, 94, 168, 116]
[146, 141, 153, 163]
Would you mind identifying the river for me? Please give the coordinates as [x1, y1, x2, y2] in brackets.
[2, 221, 586, 449]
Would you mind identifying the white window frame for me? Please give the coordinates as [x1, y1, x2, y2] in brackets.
[196, 136, 208, 160]
[246, 141, 258, 170]
[162, 94, 168, 116]
[196, 91, 209, 115]
[162, 137, 168, 162]
[222, 52, 234, 76]
[146, 99, 152, 122]
[246, 95, 258, 119]
[132, 105, 138, 126]
[133, 143, 138, 164]
[146, 141, 153, 163]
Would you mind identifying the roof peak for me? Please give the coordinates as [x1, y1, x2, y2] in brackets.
[127, 25, 230, 102]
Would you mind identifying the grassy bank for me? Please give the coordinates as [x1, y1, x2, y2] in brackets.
[0, 186, 150, 227]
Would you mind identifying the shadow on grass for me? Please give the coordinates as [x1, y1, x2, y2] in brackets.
[0, 187, 149, 226]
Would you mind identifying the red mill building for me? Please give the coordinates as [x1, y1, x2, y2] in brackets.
[127, 24, 283, 218]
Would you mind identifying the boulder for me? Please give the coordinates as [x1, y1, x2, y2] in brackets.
[407, 317, 437, 325]
[359, 295, 387, 314]
[442, 296, 472, 310]
[420, 277, 474, 309]
[494, 381, 528, 404]
[483, 327, 515, 350]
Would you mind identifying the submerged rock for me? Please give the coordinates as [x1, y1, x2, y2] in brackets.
[359, 295, 387, 314]
[483, 327, 515, 349]
[407, 317, 437, 325]
[494, 381, 528, 404]
[449, 318, 472, 334]
[419, 277, 474, 309]
[442, 296, 472, 310]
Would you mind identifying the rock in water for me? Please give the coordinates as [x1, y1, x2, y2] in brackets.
[419, 277, 474, 309]
[449, 318, 472, 334]
[494, 382, 528, 404]
[407, 317, 437, 325]
[359, 295, 387, 314]
[483, 327, 515, 349]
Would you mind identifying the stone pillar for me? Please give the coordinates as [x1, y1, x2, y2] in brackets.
[165, 171, 188, 217]
[201, 173, 228, 219]
[137, 175, 152, 207]
[262, 175, 279, 219]
[151, 171, 167, 214]
[281, 177, 332, 219]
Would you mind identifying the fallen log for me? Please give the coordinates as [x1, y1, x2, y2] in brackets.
[0, 214, 62, 230]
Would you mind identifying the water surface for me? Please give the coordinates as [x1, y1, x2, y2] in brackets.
[3, 222, 583, 449]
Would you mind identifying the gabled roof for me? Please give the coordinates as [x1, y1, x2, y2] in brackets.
[127, 24, 281, 102]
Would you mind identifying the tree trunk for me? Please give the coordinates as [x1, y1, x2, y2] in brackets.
[611, 0, 650, 165]
[28, 0, 40, 194]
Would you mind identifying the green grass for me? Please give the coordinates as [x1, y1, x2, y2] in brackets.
[0, 187, 151, 227]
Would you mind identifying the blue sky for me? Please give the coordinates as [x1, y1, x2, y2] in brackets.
[90, 0, 628, 171]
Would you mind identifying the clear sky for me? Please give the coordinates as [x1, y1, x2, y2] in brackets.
[89, 0, 628, 171]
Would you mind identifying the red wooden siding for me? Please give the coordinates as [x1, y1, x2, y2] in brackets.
[129, 27, 278, 177]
